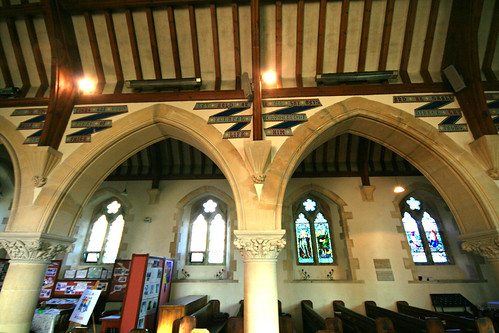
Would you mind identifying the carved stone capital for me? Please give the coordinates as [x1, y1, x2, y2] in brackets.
[233, 230, 286, 259]
[28, 146, 63, 187]
[0, 232, 75, 262]
[244, 140, 272, 184]
[459, 230, 499, 260]
[469, 135, 499, 180]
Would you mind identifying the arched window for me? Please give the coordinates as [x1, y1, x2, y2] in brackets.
[400, 195, 449, 264]
[188, 198, 226, 264]
[84, 199, 125, 264]
[294, 196, 334, 264]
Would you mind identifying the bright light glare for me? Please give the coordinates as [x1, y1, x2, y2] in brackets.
[78, 78, 96, 94]
[394, 186, 405, 193]
[262, 71, 276, 85]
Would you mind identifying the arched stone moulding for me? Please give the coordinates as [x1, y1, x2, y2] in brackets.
[24, 104, 255, 238]
[264, 97, 498, 255]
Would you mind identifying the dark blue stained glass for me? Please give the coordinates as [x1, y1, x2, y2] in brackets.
[421, 212, 448, 263]
[295, 213, 314, 263]
[314, 213, 334, 263]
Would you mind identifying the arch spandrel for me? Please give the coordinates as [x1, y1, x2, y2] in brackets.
[263, 97, 499, 238]
[21, 104, 255, 237]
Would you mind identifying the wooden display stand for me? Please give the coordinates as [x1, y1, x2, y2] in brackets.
[157, 295, 208, 333]
[119, 254, 173, 332]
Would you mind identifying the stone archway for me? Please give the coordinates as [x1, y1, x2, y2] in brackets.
[25, 103, 255, 237]
[264, 97, 499, 246]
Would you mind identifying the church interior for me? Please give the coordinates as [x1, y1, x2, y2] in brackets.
[0, 0, 497, 332]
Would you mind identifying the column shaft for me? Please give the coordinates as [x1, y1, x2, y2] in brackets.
[0, 260, 49, 333]
[244, 258, 279, 333]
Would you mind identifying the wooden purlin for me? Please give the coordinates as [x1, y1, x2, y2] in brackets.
[251, 0, 262, 140]
[275, 0, 282, 88]
[211, 4, 221, 90]
[232, 1, 241, 90]
[378, 0, 394, 71]
[25, 15, 49, 97]
[147, 7, 162, 79]
[295, 0, 304, 88]
[126, 8, 143, 80]
[105, 10, 124, 94]
[189, 4, 201, 83]
[358, 0, 372, 72]
[315, 0, 326, 76]
[337, 0, 350, 73]
[168, 6, 182, 79]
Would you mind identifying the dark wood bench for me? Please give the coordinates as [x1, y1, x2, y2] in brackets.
[333, 300, 394, 333]
[365, 301, 448, 333]
[157, 295, 208, 333]
[173, 299, 228, 333]
[301, 300, 342, 333]
[226, 300, 293, 333]
[397, 301, 479, 332]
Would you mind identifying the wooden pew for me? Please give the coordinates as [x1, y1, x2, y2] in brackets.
[172, 300, 227, 333]
[227, 300, 293, 333]
[397, 301, 478, 332]
[301, 300, 342, 333]
[365, 301, 448, 333]
[333, 300, 394, 333]
[157, 295, 208, 333]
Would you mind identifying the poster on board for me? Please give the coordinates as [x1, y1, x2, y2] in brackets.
[69, 289, 102, 325]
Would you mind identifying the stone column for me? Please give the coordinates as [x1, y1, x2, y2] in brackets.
[0, 232, 74, 333]
[234, 230, 286, 333]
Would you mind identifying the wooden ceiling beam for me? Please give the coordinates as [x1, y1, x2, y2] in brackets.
[315, 0, 326, 76]
[378, 0, 394, 71]
[211, 4, 221, 90]
[357, 136, 370, 186]
[168, 6, 182, 79]
[337, 0, 349, 73]
[295, 0, 304, 87]
[251, 0, 262, 140]
[63, 0, 247, 12]
[420, 0, 439, 84]
[84, 12, 106, 93]
[232, 1, 241, 90]
[25, 16, 49, 97]
[358, 0, 372, 72]
[442, 0, 497, 139]
[147, 8, 162, 79]
[126, 9, 143, 80]
[0, 3, 43, 17]
[105, 11, 124, 93]
[275, 0, 282, 88]
[189, 5, 201, 82]
[38, 0, 82, 149]
[482, 0, 498, 82]
[399, 0, 418, 84]
[3, 0, 30, 96]
[0, 34, 13, 88]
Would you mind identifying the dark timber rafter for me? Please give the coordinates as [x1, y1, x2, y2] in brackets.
[251, 0, 262, 140]
[38, 0, 82, 149]
[442, 0, 497, 140]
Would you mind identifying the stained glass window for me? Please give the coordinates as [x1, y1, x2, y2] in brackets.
[400, 196, 449, 264]
[294, 196, 334, 264]
[188, 198, 226, 264]
[85, 200, 125, 264]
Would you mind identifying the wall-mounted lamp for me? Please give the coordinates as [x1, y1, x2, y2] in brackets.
[316, 70, 398, 85]
[125, 77, 202, 90]
[0, 87, 21, 97]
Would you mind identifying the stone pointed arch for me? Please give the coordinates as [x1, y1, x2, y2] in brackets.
[20, 104, 254, 236]
[264, 97, 499, 244]
[0, 115, 26, 228]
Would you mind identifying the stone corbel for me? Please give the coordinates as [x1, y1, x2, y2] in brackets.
[360, 185, 375, 202]
[0, 232, 75, 262]
[233, 230, 286, 259]
[147, 188, 160, 205]
[469, 135, 499, 180]
[28, 146, 63, 187]
[459, 230, 499, 260]
[244, 141, 272, 184]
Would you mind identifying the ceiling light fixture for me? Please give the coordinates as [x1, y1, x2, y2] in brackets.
[316, 70, 398, 85]
[125, 77, 202, 90]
